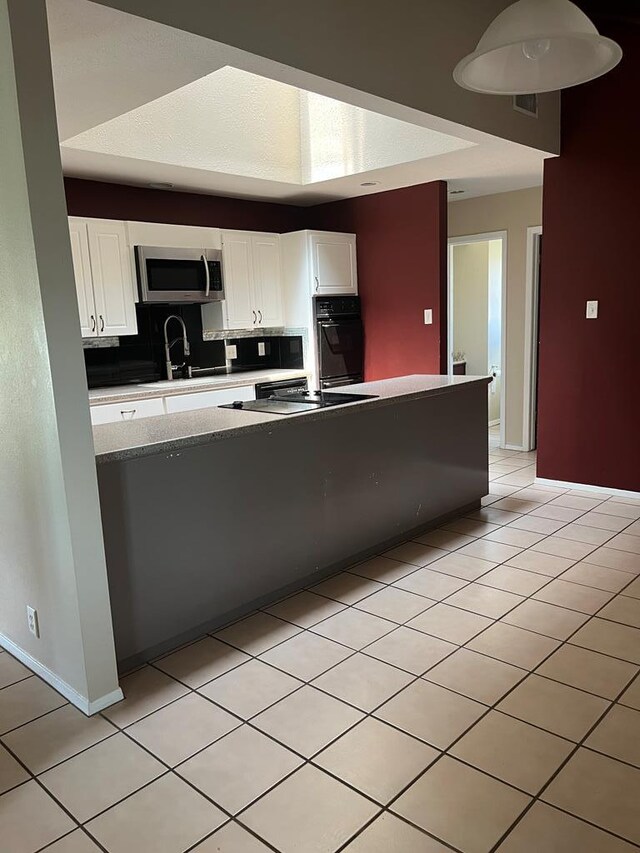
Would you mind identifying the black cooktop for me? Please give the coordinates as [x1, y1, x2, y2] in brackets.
[220, 390, 378, 415]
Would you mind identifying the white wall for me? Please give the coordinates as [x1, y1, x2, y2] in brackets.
[0, 0, 120, 712]
[449, 187, 542, 448]
[487, 240, 502, 423]
[452, 243, 489, 376]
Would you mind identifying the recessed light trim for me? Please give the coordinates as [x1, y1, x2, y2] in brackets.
[360, 181, 380, 187]
[449, 189, 465, 195]
[148, 181, 174, 190]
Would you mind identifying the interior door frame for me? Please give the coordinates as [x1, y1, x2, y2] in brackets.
[448, 231, 508, 450]
[523, 225, 543, 451]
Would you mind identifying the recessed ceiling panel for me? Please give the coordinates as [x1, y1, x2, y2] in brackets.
[62, 66, 474, 186]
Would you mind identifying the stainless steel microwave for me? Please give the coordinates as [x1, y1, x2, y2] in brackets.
[135, 246, 225, 304]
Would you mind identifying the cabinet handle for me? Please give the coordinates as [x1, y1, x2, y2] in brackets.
[90, 315, 96, 332]
[202, 254, 210, 297]
[99, 315, 104, 333]
[120, 409, 136, 419]
[252, 310, 257, 325]
[258, 310, 262, 325]
[314, 276, 319, 292]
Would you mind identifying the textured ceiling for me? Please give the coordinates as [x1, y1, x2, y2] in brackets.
[48, 0, 551, 203]
[62, 67, 474, 186]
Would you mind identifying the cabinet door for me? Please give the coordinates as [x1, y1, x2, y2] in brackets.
[68, 219, 97, 337]
[310, 232, 358, 295]
[164, 384, 254, 413]
[251, 234, 283, 328]
[87, 220, 138, 336]
[221, 232, 255, 330]
[90, 397, 165, 426]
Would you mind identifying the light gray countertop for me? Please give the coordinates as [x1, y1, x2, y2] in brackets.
[88, 368, 310, 405]
[93, 374, 491, 464]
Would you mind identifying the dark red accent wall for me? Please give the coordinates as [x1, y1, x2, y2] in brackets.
[64, 178, 304, 233]
[65, 177, 447, 383]
[307, 181, 448, 380]
[537, 21, 640, 491]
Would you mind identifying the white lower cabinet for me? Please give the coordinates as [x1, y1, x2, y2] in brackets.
[90, 397, 165, 426]
[164, 385, 254, 414]
[90, 384, 257, 424]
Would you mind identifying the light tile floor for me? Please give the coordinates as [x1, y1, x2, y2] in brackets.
[2, 426, 640, 851]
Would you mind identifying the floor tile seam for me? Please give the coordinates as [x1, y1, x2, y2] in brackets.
[36, 825, 111, 853]
[544, 563, 638, 595]
[0, 699, 70, 740]
[579, 555, 640, 574]
[351, 596, 438, 626]
[489, 682, 640, 852]
[580, 741, 640, 774]
[8, 725, 121, 779]
[0, 672, 36, 693]
[483, 590, 640, 852]
[0, 737, 97, 849]
[187, 817, 283, 853]
[410, 572, 637, 820]
[333, 808, 467, 853]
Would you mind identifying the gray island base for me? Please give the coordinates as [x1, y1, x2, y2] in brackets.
[95, 375, 491, 670]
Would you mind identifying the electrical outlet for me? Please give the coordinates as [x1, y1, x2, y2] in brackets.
[258, 342, 266, 357]
[423, 309, 433, 325]
[26, 606, 39, 638]
[225, 345, 237, 360]
[586, 300, 598, 319]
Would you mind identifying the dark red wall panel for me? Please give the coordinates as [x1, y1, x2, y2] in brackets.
[307, 181, 448, 380]
[65, 177, 447, 384]
[64, 178, 304, 233]
[537, 22, 640, 491]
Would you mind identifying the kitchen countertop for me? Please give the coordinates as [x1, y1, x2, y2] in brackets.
[93, 374, 491, 464]
[88, 368, 310, 405]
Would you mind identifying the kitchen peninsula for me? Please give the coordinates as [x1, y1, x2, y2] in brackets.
[95, 374, 490, 670]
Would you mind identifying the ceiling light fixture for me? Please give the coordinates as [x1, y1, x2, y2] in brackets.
[360, 181, 380, 187]
[148, 182, 174, 190]
[453, 0, 622, 95]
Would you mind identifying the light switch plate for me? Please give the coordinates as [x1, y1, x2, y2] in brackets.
[586, 300, 598, 319]
[258, 342, 266, 357]
[423, 309, 433, 325]
[225, 345, 237, 360]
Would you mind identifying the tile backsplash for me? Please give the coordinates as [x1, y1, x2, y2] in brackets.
[84, 304, 303, 388]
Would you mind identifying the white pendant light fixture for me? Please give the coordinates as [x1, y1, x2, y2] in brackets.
[453, 0, 622, 95]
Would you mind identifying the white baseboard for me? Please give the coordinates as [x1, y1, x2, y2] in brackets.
[0, 633, 123, 716]
[503, 443, 526, 452]
[535, 477, 640, 500]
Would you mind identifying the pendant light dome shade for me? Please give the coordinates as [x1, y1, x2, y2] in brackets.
[453, 0, 622, 95]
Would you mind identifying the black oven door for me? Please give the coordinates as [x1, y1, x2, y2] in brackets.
[318, 319, 364, 380]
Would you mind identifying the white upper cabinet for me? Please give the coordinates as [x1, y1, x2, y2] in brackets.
[125, 221, 221, 251]
[310, 232, 357, 296]
[251, 233, 283, 328]
[69, 218, 96, 337]
[222, 231, 256, 330]
[69, 217, 138, 338]
[87, 220, 138, 336]
[203, 230, 283, 331]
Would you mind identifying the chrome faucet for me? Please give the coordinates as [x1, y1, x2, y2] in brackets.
[163, 315, 191, 381]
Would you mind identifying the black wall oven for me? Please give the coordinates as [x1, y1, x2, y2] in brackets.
[315, 296, 364, 389]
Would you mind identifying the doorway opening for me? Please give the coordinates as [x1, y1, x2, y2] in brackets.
[448, 232, 507, 448]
